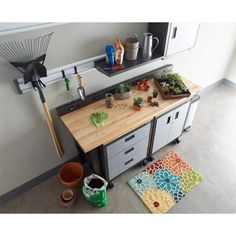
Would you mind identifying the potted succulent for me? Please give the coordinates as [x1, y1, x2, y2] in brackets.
[133, 97, 145, 111]
[136, 79, 150, 91]
[152, 89, 158, 98]
[137, 81, 143, 90]
[115, 82, 133, 100]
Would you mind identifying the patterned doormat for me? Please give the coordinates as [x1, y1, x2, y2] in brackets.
[128, 151, 203, 213]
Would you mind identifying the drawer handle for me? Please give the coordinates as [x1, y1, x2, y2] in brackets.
[125, 134, 135, 142]
[167, 116, 171, 124]
[125, 147, 134, 155]
[175, 111, 179, 120]
[124, 158, 134, 166]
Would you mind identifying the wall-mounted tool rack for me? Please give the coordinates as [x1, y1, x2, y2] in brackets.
[14, 54, 106, 94]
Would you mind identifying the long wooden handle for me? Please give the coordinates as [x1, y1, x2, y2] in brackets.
[42, 102, 63, 158]
[76, 74, 83, 87]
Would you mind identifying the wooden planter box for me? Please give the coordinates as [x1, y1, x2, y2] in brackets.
[154, 78, 191, 100]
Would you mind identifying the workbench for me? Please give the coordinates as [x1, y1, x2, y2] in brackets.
[60, 78, 200, 152]
[59, 73, 201, 186]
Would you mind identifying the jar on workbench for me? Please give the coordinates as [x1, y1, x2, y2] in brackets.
[105, 93, 114, 108]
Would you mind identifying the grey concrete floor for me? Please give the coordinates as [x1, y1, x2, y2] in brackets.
[1, 83, 236, 213]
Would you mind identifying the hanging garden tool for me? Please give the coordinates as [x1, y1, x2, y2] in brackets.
[0, 32, 63, 158]
[62, 70, 73, 101]
[74, 66, 86, 101]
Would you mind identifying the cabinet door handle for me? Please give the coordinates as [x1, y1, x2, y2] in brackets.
[167, 116, 171, 124]
[125, 134, 135, 142]
[175, 111, 179, 120]
[124, 158, 134, 166]
[172, 27, 178, 39]
[125, 147, 134, 155]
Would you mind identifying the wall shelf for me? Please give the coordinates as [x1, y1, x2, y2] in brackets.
[14, 51, 164, 95]
[95, 51, 164, 77]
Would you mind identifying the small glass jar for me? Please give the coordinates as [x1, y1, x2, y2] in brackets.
[105, 93, 114, 108]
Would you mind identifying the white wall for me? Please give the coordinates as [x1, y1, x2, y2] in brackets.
[0, 22, 236, 196]
[165, 23, 236, 88]
[225, 43, 236, 83]
[0, 23, 147, 196]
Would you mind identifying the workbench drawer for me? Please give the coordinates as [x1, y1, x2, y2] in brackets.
[108, 137, 149, 180]
[106, 122, 151, 158]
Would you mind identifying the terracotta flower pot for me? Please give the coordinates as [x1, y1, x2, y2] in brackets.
[58, 162, 84, 189]
[137, 81, 143, 90]
[59, 189, 77, 207]
[62, 189, 74, 201]
[147, 96, 153, 103]
[133, 104, 142, 111]
[144, 85, 150, 91]
[143, 79, 149, 85]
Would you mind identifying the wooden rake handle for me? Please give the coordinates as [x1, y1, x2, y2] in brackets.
[42, 102, 63, 158]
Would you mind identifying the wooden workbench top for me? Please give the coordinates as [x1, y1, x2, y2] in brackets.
[60, 78, 201, 153]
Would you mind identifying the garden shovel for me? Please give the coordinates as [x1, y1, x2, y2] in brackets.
[76, 74, 86, 101]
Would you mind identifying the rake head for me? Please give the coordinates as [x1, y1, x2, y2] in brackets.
[0, 32, 53, 89]
[0, 32, 53, 65]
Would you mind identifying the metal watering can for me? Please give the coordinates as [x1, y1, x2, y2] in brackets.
[135, 32, 159, 58]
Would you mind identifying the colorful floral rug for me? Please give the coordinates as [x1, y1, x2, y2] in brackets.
[128, 151, 203, 213]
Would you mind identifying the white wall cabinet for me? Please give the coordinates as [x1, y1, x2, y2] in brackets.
[152, 102, 190, 154]
[165, 23, 199, 57]
[148, 23, 199, 58]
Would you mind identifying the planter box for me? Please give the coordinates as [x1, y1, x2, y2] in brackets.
[154, 78, 191, 100]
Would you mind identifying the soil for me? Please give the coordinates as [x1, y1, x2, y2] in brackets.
[88, 178, 104, 189]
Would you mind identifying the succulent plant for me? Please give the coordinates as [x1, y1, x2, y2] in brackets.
[153, 89, 158, 98]
[133, 97, 145, 107]
[116, 82, 132, 94]
[156, 73, 189, 95]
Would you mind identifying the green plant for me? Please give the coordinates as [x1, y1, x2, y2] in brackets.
[156, 73, 182, 82]
[90, 112, 108, 128]
[156, 73, 188, 95]
[116, 82, 132, 94]
[172, 87, 182, 94]
[133, 97, 145, 107]
[152, 89, 158, 98]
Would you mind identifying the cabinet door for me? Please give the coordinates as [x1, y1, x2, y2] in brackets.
[166, 23, 199, 56]
[184, 97, 200, 130]
[152, 110, 174, 153]
[168, 102, 190, 142]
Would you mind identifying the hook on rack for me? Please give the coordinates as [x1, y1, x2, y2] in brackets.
[62, 70, 66, 78]
[74, 66, 78, 75]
